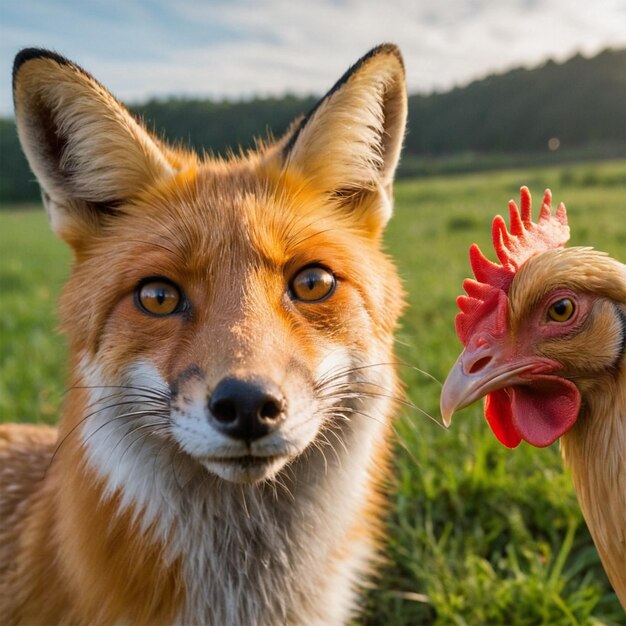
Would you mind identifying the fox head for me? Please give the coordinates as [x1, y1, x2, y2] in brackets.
[13, 45, 407, 488]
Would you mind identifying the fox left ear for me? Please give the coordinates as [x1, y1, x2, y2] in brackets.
[281, 44, 407, 235]
[12, 48, 176, 248]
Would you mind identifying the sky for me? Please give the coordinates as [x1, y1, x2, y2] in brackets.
[1, 0, 625, 116]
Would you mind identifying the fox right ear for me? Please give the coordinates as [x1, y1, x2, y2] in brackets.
[281, 44, 407, 236]
[12, 49, 175, 245]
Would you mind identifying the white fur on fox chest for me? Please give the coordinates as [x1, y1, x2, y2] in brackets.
[79, 357, 392, 626]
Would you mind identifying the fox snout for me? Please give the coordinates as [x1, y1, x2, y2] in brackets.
[167, 359, 320, 483]
[208, 376, 286, 441]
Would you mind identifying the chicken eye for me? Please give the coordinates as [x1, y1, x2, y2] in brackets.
[136, 279, 183, 316]
[547, 298, 575, 322]
[290, 266, 336, 302]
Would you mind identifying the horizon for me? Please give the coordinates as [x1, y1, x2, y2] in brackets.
[1, 0, 625, 117]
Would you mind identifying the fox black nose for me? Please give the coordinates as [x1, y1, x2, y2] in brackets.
[209, 377, 286, 441]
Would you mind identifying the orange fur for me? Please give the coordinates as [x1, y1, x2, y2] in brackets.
[2, 44, 408, 625]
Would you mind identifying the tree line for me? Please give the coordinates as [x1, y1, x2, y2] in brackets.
[1, 48, 624, 203]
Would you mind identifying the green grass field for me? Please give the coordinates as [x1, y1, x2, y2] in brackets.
[1, 160, 625, 625]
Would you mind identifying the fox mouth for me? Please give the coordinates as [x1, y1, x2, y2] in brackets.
[206, 454, 283, 467]
[200, 452, 292, 483]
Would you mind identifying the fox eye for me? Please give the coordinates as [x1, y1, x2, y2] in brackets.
[136, 279, 183, 316]
[547, 297, 575, 322]
[290, 266, 336, 302]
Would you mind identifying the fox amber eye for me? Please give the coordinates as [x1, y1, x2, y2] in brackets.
[290, 266, 336, 302]
[547, 298, 575, 322]
[136, 280, 182, 316]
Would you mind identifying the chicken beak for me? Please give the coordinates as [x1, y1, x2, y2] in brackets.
[440, 345, 531, 427]
[440, 351, 487, 427]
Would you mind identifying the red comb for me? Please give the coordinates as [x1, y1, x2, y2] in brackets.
[456, 187, 570, 345]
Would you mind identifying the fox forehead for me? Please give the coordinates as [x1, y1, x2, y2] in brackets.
[74, 171, 388, 314]
[95, 161, 363, 272]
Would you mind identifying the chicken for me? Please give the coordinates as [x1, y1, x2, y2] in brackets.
[440, 187, 626, 608]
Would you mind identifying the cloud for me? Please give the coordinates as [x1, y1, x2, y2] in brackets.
[1, 0, 625, 115]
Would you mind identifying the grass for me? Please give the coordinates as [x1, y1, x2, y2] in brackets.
[1, 159, 625, 625]
[0, 208, 70, 423]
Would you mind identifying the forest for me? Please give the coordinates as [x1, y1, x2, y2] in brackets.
[0, 47, 624, 203]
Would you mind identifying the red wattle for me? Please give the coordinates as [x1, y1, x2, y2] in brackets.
[485, 389, 522, 448]
[510, 376, 580, 447]
[483, 376, 580, 448]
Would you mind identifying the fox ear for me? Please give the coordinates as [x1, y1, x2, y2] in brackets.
[282, 44, 407, 234]
[12, 49, 174, 244]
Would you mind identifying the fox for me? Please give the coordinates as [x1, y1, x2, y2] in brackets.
[1, 44, 408, 625]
